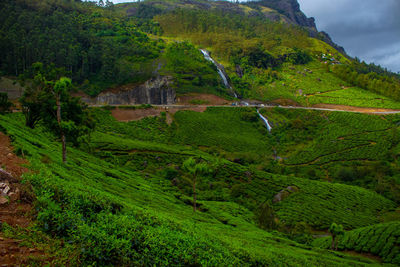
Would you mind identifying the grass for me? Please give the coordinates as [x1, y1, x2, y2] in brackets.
[236, 60, 400, 109]
[307, 86, 400, 109]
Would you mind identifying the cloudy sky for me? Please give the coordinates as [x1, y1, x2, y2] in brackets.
[111, 0, 400, 73]
[298, 0, 400, 73]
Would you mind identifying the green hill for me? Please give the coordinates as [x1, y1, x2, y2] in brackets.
[1, 0, 400, 107]
[0, 111, 396, 265]
[1, 0, 400, 265]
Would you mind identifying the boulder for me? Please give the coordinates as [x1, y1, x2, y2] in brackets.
[0, 168, 13, 181]
[273, 185, 299, 203]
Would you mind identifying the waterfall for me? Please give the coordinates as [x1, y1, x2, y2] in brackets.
[200, 49, 238, 98]
[257, 109, 272, 132]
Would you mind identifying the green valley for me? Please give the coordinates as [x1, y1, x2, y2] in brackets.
[0, 0, 400, 266]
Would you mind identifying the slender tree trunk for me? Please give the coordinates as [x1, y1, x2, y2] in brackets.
[331, 235, 336, 250]
[56, 95, 67, 163]
[193, 175, 197, 212]
[335, 237, 339, 251]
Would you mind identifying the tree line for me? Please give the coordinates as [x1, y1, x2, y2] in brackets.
[331, 63, 400, 101]
[0, 0, 162, 96]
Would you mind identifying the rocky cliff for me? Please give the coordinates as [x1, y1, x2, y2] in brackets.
[248, 0, 346, 55]
[251, 0, 317, 29]
[83, 76, 176, 105]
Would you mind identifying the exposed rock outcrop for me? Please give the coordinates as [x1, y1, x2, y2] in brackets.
[273, 185, 299, 203]
[85, 76, 176, 105]
[248, 0, 347, 55]
[253, 0, 316, 29]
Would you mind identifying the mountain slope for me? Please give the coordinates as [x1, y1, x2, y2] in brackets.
[1, 0, 399, 109]
[0, 111, 395, 265]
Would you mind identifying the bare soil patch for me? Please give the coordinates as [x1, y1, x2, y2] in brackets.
[0, 132, 47, 265]
[176, 93, 230, 105]
[111, 106, 207, 122]
[270, 98, 301, 106]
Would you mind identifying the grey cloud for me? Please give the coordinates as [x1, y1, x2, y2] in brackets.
[298, 0, 400, 72]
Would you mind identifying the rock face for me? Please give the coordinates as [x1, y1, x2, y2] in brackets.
[90, 76, 176, 105]
[256, 0, 316, 29]
[0, 77, 24, 100]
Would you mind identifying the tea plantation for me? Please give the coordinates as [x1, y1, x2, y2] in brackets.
[2, 108, 399, 265]
[313, 222, 400, 265]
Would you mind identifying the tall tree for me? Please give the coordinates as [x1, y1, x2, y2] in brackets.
[19, 62, 95, 162]
[53, 77, 72, 162]
[182, 158, 211, 212]
[329, 223, 344, 250]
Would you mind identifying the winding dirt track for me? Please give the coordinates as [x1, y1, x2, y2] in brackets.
[103, 103, 400, 122]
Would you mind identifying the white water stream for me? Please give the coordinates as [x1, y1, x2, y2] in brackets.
[200, 49, 272, 131]
[200, 49, 238, 98]
[257, 109, 272, 132]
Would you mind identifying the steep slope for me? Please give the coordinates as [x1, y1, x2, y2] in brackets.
[0, 111, 394, 265]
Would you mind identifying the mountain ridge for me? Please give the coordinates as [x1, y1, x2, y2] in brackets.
[118, 0, 347, 55]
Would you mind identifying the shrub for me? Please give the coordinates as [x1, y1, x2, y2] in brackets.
[0, 93, 13, 114]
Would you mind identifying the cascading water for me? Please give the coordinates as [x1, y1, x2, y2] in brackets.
[200, 49, 238, 98]
[257, 109, 272, 132]
[200, 49, 271, 132]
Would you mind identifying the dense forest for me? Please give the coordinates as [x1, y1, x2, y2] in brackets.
[0, 0, 162, 95]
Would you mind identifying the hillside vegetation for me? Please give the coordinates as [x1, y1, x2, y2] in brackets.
[1, 0, 400, 108]
[1, 0, 400, 265]
[1, 111, 394, 265]
[313, 222, 400, 265]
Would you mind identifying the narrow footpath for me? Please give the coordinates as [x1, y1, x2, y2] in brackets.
[0, 132, 46, 266]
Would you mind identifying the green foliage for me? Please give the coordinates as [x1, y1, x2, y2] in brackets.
[89, 108, 395, 230]
[259, 108, 400, 203]
[329, 223, 344, 236]
[0, 92, 13, 114]
[314, 222, 400, 264]
[1, 112, 384, 266]
[257, 202, 276, 230]
[182, 157, 210, 177]
[287, 48, 313, 65]
[330, 63, 400, 101]
[0, 0, 161, 95]
[161, 41, 227, 96]
[20, 63, 95, 147]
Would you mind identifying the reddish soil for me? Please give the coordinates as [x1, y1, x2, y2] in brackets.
[176, 93, 230, 105]
[0, 133, 28, 179]
[0, 132, 47, 265]
[270, 98, 301, 106]
[111, 106, 207, 122]
[312, 104, 400, 114]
